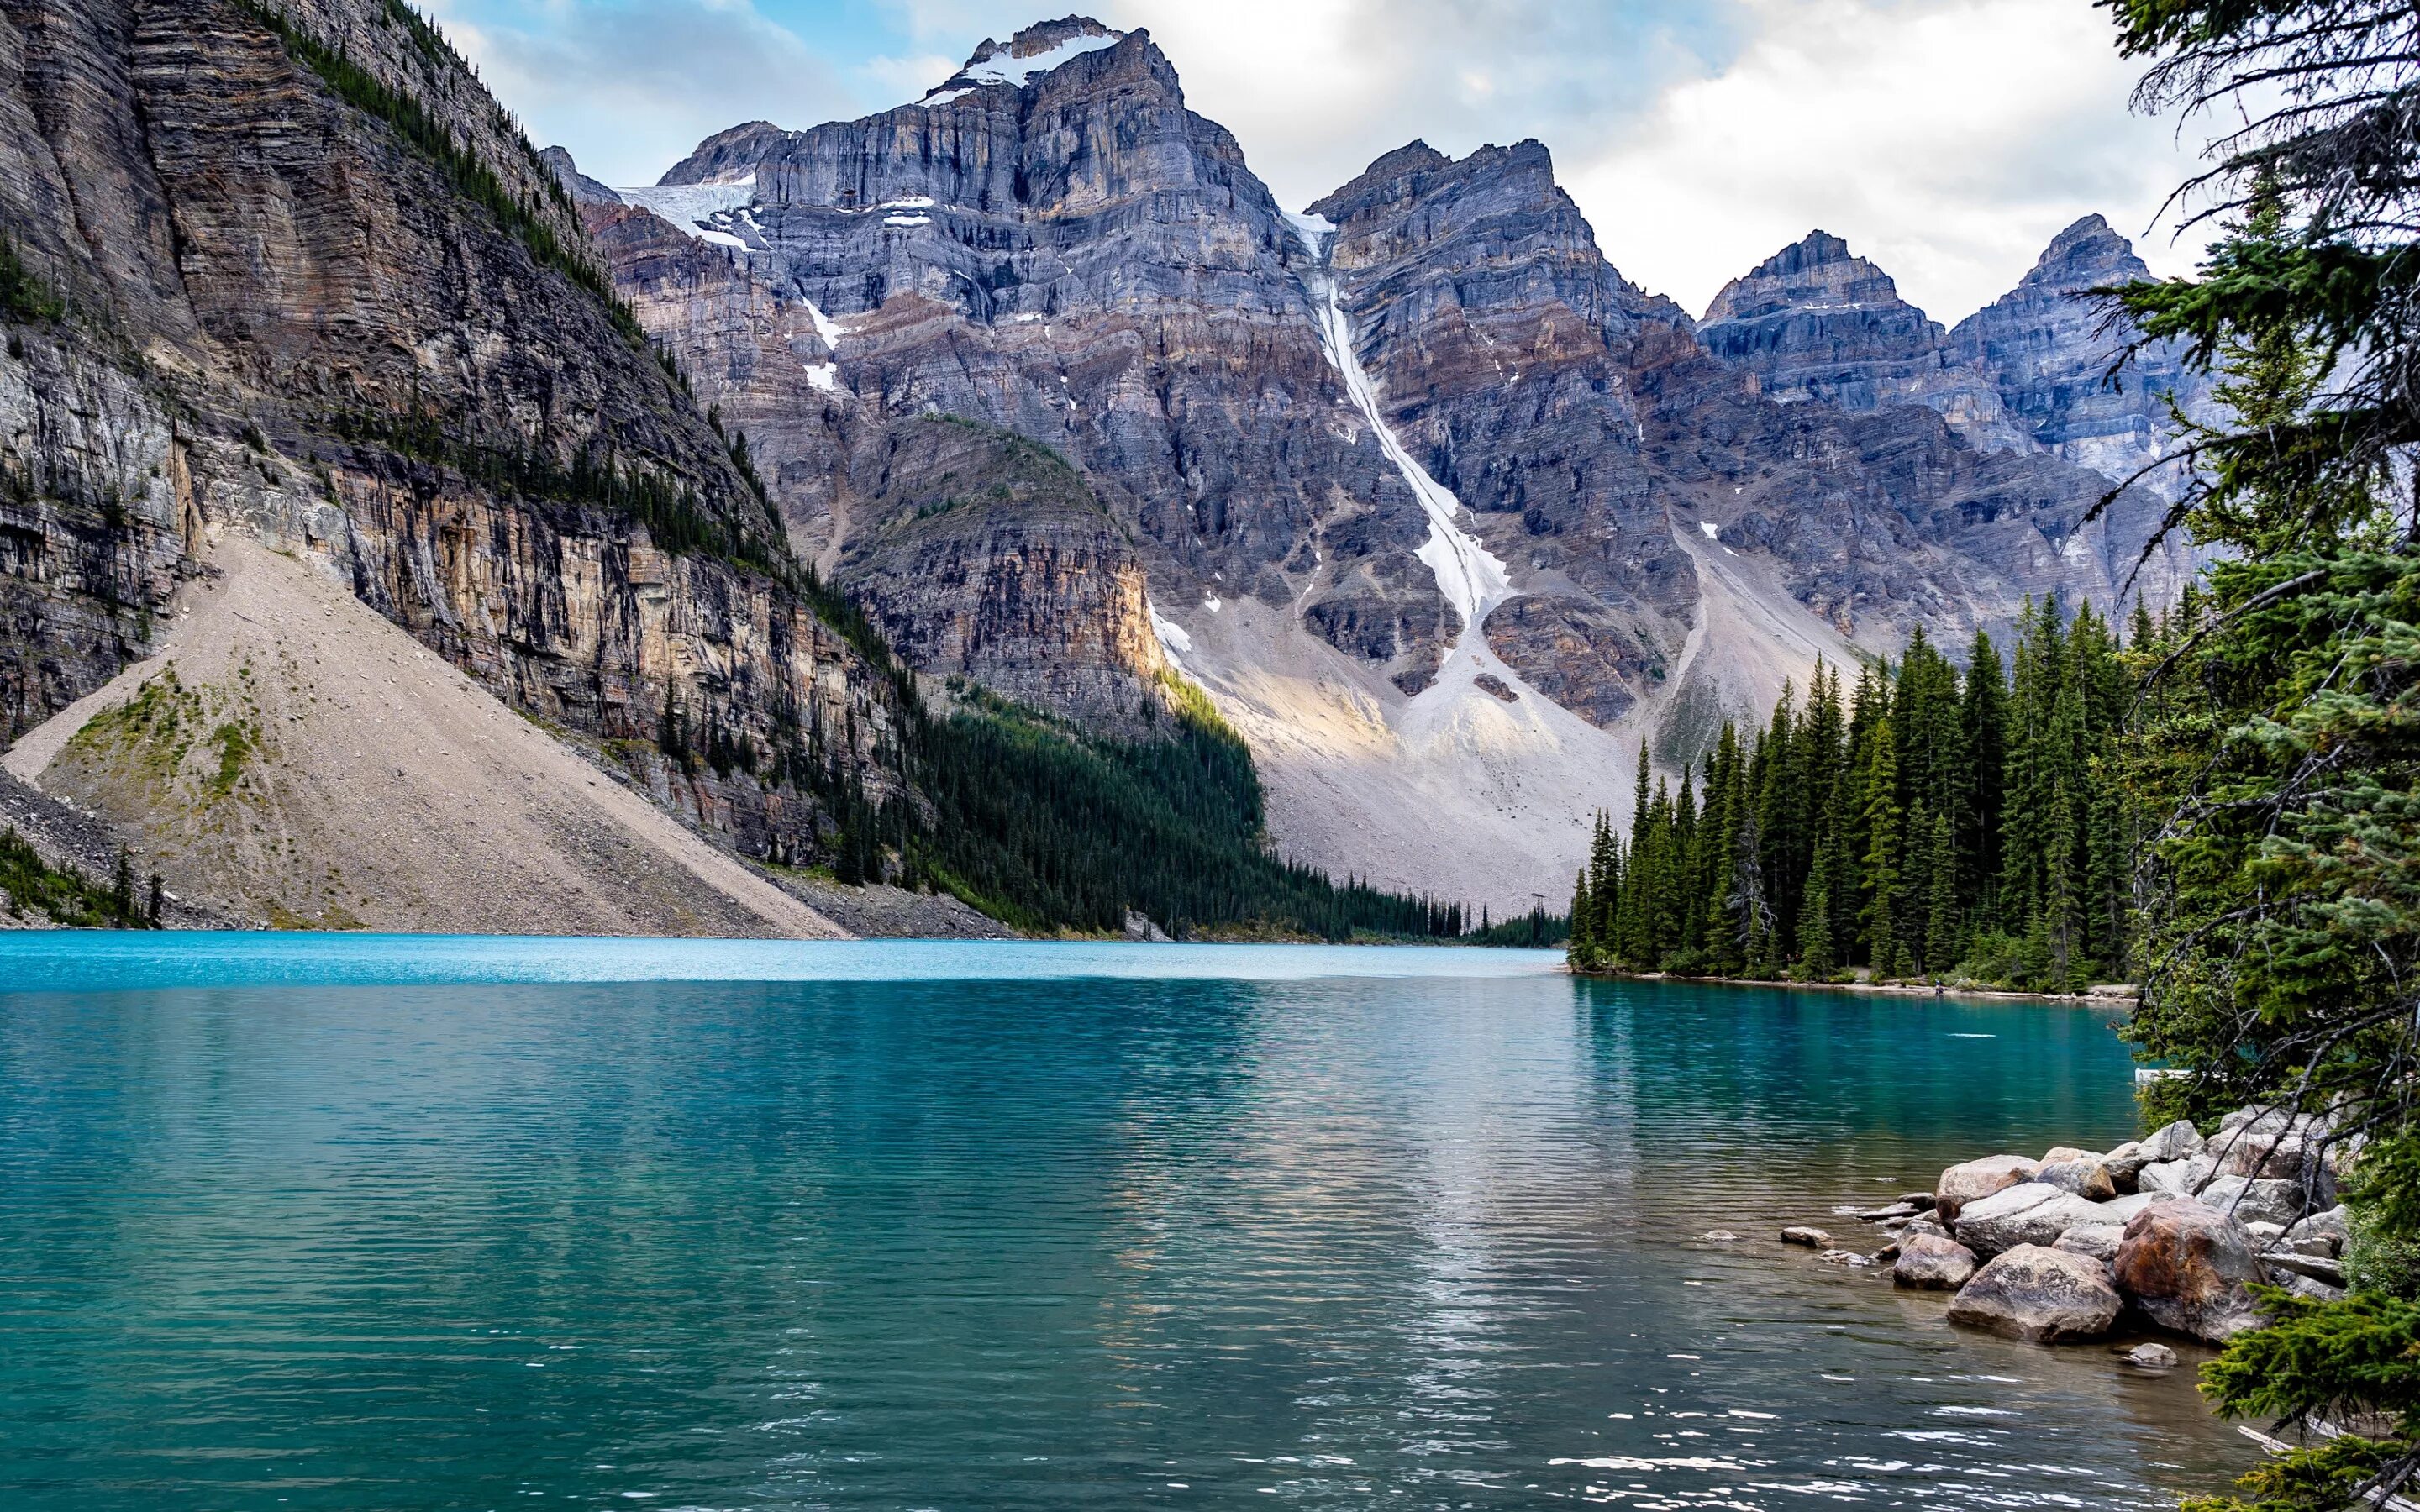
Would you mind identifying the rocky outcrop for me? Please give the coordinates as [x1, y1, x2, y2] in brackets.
[1697, 232, 2023, 452]
[1948, 215, 2212, 499]
[0, 0, 907, 905]
[1309, 139, 1687, 720]
[1946, 1244, 2124, 1342]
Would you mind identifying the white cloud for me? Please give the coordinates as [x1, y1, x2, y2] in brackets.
[445, 0, 2222, 320]
[1560, 0, 2217, 322]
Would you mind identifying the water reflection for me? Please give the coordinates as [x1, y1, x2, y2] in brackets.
[0, 956, 2249, 1509]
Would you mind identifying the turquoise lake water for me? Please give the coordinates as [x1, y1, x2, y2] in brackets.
[0, 937, 2252, 1509]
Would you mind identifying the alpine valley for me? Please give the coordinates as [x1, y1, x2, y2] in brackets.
[0, 3, 2209, 934]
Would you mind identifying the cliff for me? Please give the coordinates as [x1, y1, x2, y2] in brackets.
[0, 0, 907, 927]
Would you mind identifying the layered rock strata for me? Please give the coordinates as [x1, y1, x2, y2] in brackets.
[0, 0, 908, 921]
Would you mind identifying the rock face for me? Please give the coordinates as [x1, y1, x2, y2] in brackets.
[1947, 1244, 2123, 1342]
[2113, 1198, 2268, 1343]
[1307, 139, 1685, 719]
[831, 417, 1173, 728]
[0, 0, 906, 920]
[1947, 216, 2213, 500]
[603, 20, 1421, 695]
[1697, 232, 2023, 452]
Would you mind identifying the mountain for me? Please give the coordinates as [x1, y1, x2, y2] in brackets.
[0, 0, 930, 932]
[1701, 219, 2212, 501]
[589, 18, 2209, 912]
[1948, 214, 2211, 496]
[0, 1, 2216, 928]
[1697, 231, 2028, 452]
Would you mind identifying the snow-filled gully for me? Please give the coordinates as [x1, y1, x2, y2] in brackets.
[1291, 217, 1512, 669]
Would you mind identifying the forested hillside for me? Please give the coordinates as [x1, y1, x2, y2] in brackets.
[1565, 596, 2139, 990]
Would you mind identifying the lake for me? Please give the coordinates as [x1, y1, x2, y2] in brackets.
[0, 937, 2252, 1509]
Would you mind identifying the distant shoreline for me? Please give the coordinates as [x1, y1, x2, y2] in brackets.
[1565, 966, 2138, 1007]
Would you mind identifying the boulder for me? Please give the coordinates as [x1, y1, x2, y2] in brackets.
[1818, 1248, 1872, 1266]
[2209, 1106, 2327, 1180]
[2054, 1224, 2125, 1263]
[2273, 1271, 2347, 1303]
[2138, 1155, 2217, 1197]
[2140, 1119, 2206, 1162]
[2281, 1206, 2349, 1257]
[2197, 1174, 2306, 1228]
[1781, 1226, 1833, 1247]
[1702, 1230, 1739, 1242]
[2102, 1140, 2149, 1191]
[1894, 1232, 1980, 1290]
[1903, 1215, 1952, 1242]
[1935, 1154, 2039, 1222]
[1947, 1245, 2124, 1342]
[2261, 1250, 2346, 1287]
[1954, 1185, 2147, 1257]
[2127, 1341, 2178, 1368]
[2113, 1198, 2267, 1342]
[2037, 1158, 2119, 1200]
[2041, 1145, 2102, 1164]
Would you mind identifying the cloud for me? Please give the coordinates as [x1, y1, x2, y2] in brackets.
[430, 0, 868, 186]
[1559, 0, 2215, 322]
[438, 0, 2218, 320]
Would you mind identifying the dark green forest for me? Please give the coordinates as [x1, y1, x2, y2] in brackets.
[1566, 596, 2140, 991]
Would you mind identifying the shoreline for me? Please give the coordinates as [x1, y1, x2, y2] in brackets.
[1568, 964, 2138, 1007]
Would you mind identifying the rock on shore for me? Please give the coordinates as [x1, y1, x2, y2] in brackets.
[1947, 1245, 2125, 1342]
[1800, 1103, 2357, 1352]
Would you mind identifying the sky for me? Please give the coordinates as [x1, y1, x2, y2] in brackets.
[424, 0, 2223, 323]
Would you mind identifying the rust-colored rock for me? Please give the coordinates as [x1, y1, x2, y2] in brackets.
[2113, 1198, 2266, 1343]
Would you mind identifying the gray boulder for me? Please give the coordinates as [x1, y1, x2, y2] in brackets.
[1781, 1226, 1833, 1247]
[2138, 1155, 2217, 1197]
[2272, 1270, 2347, 1303]
[2037, 1158, 2118, 1200]
[2140, 1119, 2206, 1162]
[2208, 1106, 2327, 1181]
[2127, 1341, 2178, 1368]
[1935, 1154, 2039, 1222]
[2102, 1140, 2149, 1190]
[1947, 1245, 2124, 1342]
[1894, 1232, 1981, 1290]
[2054, 1224, 2125, 1263]
[2198, 1174, 2306, 1228]
[1903, 1215, 1952, 1242]
[1956, 1185, 2149, 1257]
[2281, 1205, 2350, 1257]
[2113, 1197, 2267, 1342]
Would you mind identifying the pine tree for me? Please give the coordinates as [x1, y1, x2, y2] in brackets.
[1923, 809, 1958, 980]
[1860, 715, 1902, 977]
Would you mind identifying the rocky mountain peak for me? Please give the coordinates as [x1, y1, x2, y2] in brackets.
[926, 15, 1132, 98]
[1701, 230, 1910, 326]
[539, 146, 621, 207]
[2019, 213, 2150, 291]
